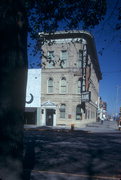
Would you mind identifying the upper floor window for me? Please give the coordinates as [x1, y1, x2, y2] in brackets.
[60, 77, 67, 94]
[48, 78, 53, 93]
[77, 50, 83, 68]
[47, 51, 54, 68]
[77, 78, 81, 94]
[61, 50, 68, 68]
[60, 104, 66, 118]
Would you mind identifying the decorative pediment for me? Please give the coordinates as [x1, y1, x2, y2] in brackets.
[42, 101, 56, 107]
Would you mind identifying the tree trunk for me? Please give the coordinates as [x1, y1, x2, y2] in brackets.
[0, 1, 28, 179]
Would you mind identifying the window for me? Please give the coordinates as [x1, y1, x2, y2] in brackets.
[61, 50, 68, 67]
[60, 104, 66, 118]
[82, 79, 86, 92]
[47, 51, 54, 68]
[76, 105, 82, 120]
[77, 78, 81, 94]
[77, 50, 83, 68]
[48, 78, 53, 93]
[60, 77, 67, 94]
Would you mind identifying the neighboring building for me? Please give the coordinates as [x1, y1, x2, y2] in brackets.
[98, 98, 107, 120]
[40, 30, 102, 128]
[25, 68, 41, 126]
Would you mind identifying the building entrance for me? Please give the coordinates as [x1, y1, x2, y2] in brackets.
[46, 109, 54, 126]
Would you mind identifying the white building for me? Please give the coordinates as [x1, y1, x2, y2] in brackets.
[25, 68, 41, 126]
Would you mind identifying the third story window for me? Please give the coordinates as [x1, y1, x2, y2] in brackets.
[78, 50, 83, 68]
[47, 51, 54, 68]
[61, 50, 68, 67]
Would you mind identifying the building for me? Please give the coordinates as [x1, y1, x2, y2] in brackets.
[25, 68, 41, 126]
[97, 98, 107, 120]
[40, 30, 102, 128]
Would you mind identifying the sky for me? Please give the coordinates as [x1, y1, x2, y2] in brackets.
[90, 0, 121, 116]
[28, 0, 121, 116]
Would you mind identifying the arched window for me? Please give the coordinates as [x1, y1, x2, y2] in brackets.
[76, 105, 82, 120]
[60, 77, 67, 94]
[77, 78, 81, 94]
[48, 78, 53, 93]
[60, 104, 66, 118]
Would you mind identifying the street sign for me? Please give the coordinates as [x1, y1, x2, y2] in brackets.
[81, 91, 91, 102]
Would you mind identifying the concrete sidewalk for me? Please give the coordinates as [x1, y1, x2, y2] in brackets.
[24, 120, 119, 133]
[78, 120, 119, 133]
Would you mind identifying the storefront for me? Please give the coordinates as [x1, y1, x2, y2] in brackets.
[25, 69, 41, 126]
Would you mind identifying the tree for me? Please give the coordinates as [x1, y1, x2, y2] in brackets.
[0, 0, 106, 179]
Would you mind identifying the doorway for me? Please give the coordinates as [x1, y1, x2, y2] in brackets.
[46, 109, 54, 126]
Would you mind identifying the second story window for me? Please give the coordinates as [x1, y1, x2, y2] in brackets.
[60, 77, 67, 94]
[82, 78, 86, 92]
[77, 78, 81, 94]
[77, 50, 83, 68]
[47, 51, 54, 68]
[48, 78, 53, 93]
[61, 50, 68, 68]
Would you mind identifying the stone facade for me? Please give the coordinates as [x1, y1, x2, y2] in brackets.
[41, 31, 102, 128]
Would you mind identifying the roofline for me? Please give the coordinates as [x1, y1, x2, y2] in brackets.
[38, 30, 93, 39]
[39, 30, 102, 80]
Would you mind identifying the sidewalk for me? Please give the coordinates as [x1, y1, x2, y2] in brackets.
[24, 120, 120, 133]
[78, 120, 119, 133]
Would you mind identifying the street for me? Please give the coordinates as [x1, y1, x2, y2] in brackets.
[23, 123, 121, 180]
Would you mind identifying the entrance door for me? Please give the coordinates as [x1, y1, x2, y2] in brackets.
[46, 109, 54, 126]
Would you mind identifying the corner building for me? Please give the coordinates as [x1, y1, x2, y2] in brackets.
[41, 31, 102, 128]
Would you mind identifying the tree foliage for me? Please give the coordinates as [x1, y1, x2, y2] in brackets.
[27, 0, 107, 38]
[0, 0, 107, 179]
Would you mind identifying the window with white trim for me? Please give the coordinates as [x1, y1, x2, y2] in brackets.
[60, 77, 67, 94]
[76, 105, 82, 120]
[47, 51, 54, 68]
[48, 78, 53, 93]
[77, 78, 81, 94]
[60, 104, 66, 118]
[61, 50, 68, 67]
[77, 50, 83, 68]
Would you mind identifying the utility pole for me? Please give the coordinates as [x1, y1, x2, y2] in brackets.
[116, 85, 121, 117]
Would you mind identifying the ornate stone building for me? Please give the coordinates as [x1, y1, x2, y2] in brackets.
[40, 31, 102, 128]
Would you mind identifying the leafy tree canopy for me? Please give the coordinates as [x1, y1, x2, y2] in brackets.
[26, 0, 107, 38]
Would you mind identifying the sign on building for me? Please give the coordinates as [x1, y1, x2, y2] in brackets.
[81, 91, 91, 102]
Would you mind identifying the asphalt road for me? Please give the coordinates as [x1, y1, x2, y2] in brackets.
[23, 128, 121, 180]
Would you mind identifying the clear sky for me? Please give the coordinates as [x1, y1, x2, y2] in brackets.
[91, 0, 121, 116]
[28, 0, 121, 116]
